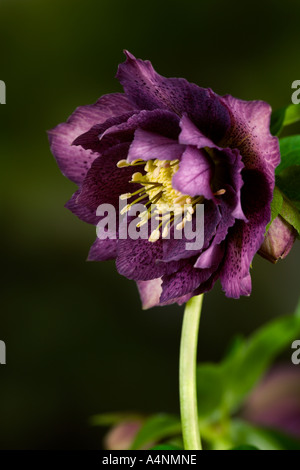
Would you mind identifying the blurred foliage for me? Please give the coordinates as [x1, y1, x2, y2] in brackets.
[0, 0, 299, 449]
[95, 304, 300, 450]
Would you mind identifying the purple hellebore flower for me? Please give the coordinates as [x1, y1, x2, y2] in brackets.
[48, 51, 280, 308]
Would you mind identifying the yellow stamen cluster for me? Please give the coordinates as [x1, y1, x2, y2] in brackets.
[117, 158, 198, 242]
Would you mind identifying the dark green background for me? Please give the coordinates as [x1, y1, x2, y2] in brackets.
[0, 0, 299, 449]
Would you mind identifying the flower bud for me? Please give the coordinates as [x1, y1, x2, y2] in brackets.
[259, 215, 297, 264]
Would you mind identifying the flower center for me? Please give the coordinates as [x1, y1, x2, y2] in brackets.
[117, 158, 201, 242]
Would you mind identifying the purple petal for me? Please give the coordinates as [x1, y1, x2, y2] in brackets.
[221, 95, 280, 183]
[220, 170, 272, 298]
[172, 146, 214, 200]
[137, 278, 163, 309]
[128, 128, 184, 162]
[88, 237, 117, 261]
[179, 114, 221, 148]
[100, 108, 180, 143]
[162, 200, 221, 262]
[48, 93, 135, 185]
[117, 51, 231, 143]
[73, 111, 136, 154]
[160, 262, 215, 302]
[77, 143, 137, 210]
[116, 237, 186, 281]
[65, 191, 99, 225]
[194, 243, 225, 269]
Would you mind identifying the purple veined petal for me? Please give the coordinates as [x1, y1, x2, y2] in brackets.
[179, 114, 222, 148]
[137, 278, 163, 309]
[128, 128, 185, 162]
[194, 242, 225, 269]
[116, 237, 187, 282]
[65, 190, 100, 225]
[137, 278, 197, 309]
[162, 200, 221, 262]
[117, 51, 231, 143]
[220, 169, 272, 298]
[99, 108, 180, 144]
[212, 186, 240, 245]
[172, 146, 214, 200]
[77, 142, 139, 210]
[221, 95, 280, 183]
[88, 237, 117, 261]
[73, 111, 136, 154]
[160, 261, 216, 303]
[48, 93, 135, 185]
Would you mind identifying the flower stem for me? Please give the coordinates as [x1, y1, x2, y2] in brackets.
[179, 294, 204, 450]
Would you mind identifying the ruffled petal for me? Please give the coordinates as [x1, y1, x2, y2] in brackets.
[194, 243, 225, 269]
[88, 237, 117, 261]
[162, 200, 220, 262]
[172, 146, 214, 200]
[117, 51, 231, 143]
[179, 114, 221, 148]
[116, 237, 186, 281]
[48, 93, 135, 185]
[128, 128, 184, 162]
[65, 191, 99, 225]
[220, 169, 272, 298]
[77, 143, 138, 210]
[73, 111, 135, 154]
[221, 95, 280, 183]
[137, 278, 162, 309]
[160, 262, 215, 303]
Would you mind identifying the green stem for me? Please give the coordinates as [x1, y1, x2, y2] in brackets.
[179, 294, 203, 450]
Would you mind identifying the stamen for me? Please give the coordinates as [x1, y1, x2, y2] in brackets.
[117, 159, 130, 168]
[120, 193, 132, 200]
[214, 189, 226, 196]
[149, 228, 161, 242]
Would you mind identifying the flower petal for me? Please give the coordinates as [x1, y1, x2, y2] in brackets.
[77, 143, 137, 210]
[88, 237, 117, 261]
[65, 191, 99, 225]
[117, 51, 231, 143]
[137, 278, 163, 309]
[116, 237, 186, 281]
[221, 95, 280, 182]
[220, 169, 272, 298]
[179, 114, 220, 148]
[128, 128, 184, 162]
[172, 146, 214, 199]
[194, 243, 225, 269]
[162, 200, 221, 262]
[73, 111, 136, 154]
[160, 262, 215, 303]
[48, 93, 135, 185]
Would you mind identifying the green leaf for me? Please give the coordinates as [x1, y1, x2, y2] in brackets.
[271, 104, 300, 136]
[196, 364, 224, 418]
[276, 166, 300, 203]
[266, 186, 283, 232]
[284, 104, 300, 127]
[220, 312, 300, 412]
[276, 135, 300, 174]
[130, 414, 181, 450]
[89, 412, 142, 427]
[230, 420, 300, 451]
[280, 195, 300, 236]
